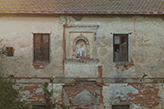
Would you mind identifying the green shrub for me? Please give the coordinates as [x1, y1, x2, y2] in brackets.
[0, 76, 30, 109]
[41, 82, 56, 109]
[42, 82, 70, 109]
[0, 43, 30, 109]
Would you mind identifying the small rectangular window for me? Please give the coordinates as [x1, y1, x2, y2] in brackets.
[6, 47, 14, 56]
[32, 104, 45, 109]
[33, 34, 50, 62]
[113, 34, 128, 62]
[112, 105, 129, 109]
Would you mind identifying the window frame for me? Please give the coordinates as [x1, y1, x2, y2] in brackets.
[33, 33, 50, 63]
[113, 34, 129, 62]
[6, 47, 14, 56]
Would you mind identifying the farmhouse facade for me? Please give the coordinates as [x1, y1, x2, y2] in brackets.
[1, 0, 164, 109]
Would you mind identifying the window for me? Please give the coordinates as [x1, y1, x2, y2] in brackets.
[33, 34, 50, 62]
[6, 47, 14, 56]
[32, 104, 45, 109]
[112, 105, 129, 109]
[113, 34, 128, 62]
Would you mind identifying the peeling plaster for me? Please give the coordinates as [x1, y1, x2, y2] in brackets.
[103, 84, 139, 106]
[48, 83, 63, 101]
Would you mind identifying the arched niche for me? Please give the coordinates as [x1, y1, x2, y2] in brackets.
[73, 34, 90, 59]
[75, 39, 87, 58]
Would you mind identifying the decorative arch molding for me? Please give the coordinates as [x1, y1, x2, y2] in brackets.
[64, 25, 99, 60]
[73, 34, 89, 48]
[72, 34, 90, 59]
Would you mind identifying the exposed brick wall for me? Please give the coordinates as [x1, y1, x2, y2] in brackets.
[63, 81, 102, 108]
[64, 83, 101, 99]
[16, 83, 45, 106]
[15, 82, 64, 108]
[121, 84, 161, 108]
[115, 58, 134, 70]
[14, 81, 164, 109]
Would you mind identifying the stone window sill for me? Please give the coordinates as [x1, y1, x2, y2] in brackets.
[64, 59, 99, 64]
[115, 61, 129, 65]
[32, 62, 50, 69]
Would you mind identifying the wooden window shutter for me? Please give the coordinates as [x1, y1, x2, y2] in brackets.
[34, 34, 50, 62]
[34, 34, 42, 62]
[42, 35, 49, 61]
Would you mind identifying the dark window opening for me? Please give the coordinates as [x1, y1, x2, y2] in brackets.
[33, 34, 50, 62]
[113, 34, 128, 62]
[33, 104, 46, 109]
[6, 47, 14, 56]
[112, 105, 129, 109]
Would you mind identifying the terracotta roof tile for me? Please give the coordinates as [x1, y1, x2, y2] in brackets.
[0, 0, 164, 14]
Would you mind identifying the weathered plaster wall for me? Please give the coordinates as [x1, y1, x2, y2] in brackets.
[0, 15, 64, 77]
[71, 15, 164, 78]
[1, 15, 164, 78]
[1, 15, 164, 108]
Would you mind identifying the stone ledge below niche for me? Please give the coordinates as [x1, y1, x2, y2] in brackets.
[32, 62, 50, 69]
[64, 59, 99, 64]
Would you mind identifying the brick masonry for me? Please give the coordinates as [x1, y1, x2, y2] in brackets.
[12, 81, 164, 109]
[15, 83, 45, 106]
[121, 84, 161, 108]
[63, 81, 102, 108]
